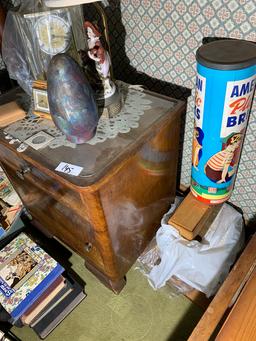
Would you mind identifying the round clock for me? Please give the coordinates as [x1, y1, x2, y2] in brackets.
[35, 14, 72, 55]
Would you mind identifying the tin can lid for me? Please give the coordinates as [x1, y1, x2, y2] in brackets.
[196, 40, 256, 70]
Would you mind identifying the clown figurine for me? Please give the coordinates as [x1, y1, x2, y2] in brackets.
[84, 21, 116, 99]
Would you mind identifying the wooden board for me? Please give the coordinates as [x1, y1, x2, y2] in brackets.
[185, 289, 212, 310]
[0, 101, 26, 127]
[216, 268, 256, 340]
[168, 191, 222, 240]
[188, 234, 256, 341]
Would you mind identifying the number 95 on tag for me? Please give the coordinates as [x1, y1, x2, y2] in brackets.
[55, 162, 83, 176]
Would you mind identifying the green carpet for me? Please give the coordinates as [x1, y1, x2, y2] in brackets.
[11, 239, 203, 341]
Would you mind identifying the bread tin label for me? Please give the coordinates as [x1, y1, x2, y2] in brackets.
[221, 75, 256, 138]
[194, 74, 206, 129]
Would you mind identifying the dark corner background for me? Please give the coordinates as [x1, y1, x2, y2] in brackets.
[84, 1, 191, 187]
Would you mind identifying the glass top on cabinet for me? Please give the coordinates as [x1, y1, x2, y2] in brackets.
[1, 86, 183, 186]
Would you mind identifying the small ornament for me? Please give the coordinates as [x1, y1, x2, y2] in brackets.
[47, 54, 99, 144]
[84, 21, 116, 99]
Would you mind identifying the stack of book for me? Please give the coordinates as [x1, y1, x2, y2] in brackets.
[0, 233, 86, 339]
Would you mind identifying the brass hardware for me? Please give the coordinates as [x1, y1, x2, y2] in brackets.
[16, 166, 31, 180]
[84, 242, 92, 252]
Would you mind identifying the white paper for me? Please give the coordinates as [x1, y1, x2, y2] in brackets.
[55, 162, 83, 176]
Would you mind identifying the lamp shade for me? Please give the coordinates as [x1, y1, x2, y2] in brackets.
[44, 0, 98, 7]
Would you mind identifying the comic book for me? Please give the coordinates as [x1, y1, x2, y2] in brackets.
[0, 233, 64, 320]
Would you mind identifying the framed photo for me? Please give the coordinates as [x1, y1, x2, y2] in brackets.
[32, 80, 52, 120]
[33, 88, 49, 113]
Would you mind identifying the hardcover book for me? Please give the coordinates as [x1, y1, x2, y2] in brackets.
[0, 233, 64, 320]
[32, 277, 86, 339]
[30, 278, 74, 327]
[21, 275, 66, 325]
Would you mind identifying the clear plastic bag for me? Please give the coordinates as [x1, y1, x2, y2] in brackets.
[2, 1, 84, 95]
[138, 197, 244, 297]
[2, 9, 34, 94]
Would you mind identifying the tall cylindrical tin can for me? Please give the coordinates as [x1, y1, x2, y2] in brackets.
[191, 40, 256, 204]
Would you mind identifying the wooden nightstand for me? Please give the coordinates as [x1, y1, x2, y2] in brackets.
[0, 89, 185, 293]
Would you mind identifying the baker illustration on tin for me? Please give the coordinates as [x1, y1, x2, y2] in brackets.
[205, 132, 242, 184]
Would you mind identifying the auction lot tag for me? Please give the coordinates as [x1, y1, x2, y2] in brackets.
[55, 162, 83, 176]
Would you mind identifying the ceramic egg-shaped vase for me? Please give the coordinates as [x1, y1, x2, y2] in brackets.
[47, 54, 99, 144]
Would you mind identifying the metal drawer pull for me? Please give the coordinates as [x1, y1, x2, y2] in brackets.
[84, 242, 93, 252]
[16, 166, 31, 180]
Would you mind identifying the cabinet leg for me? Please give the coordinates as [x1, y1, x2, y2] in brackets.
[84, 260, 126, 294]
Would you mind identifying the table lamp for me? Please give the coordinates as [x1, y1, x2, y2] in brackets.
[44, 0, 122, 117]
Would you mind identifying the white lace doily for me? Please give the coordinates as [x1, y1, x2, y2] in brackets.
[4, 84, 153, 152]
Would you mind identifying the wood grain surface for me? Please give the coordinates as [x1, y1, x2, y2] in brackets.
[216, 268, 256, 341]
[168, 192, 215, 240]
[0, 92, 185, 292]
[188, 234, 256, 341]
